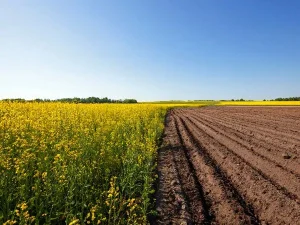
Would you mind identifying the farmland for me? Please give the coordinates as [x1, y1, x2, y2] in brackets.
[217, 101, 300, 106]
[156, 107, 300, 224]
[146, 100, 300, 106]
[1, 102, 300, 224]
[0, 103, 168, 224]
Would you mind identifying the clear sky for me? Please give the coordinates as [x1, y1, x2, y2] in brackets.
[1, 0, 300, 101]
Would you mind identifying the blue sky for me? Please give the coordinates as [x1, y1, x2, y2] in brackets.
[1, 0, 300, 101]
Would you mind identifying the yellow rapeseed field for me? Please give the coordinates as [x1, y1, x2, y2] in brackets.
[216, 101, 300, 106]
[2, 100, 296, 224]
[0, 102, 171, 224]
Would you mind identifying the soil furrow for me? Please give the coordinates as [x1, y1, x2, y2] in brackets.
[227, 112, 300, 131]
[202, 109, 300, 143]
[180, 114, 300, 224]
[187, 113, 300, 177]
[190, 109, 300, 151]
[216, 107, 300, 125]
[174, 115, 257, 224]
[185, 115, 300, 201]
[156, 114, 191, 224]
[173, 117, 212, 224]
[156, 107, 300, 224]
[189, 110, 300, 157]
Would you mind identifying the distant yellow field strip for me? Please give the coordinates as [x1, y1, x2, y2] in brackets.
[217, 101, 300, 106]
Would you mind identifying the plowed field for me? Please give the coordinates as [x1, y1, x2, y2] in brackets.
[156, 107, 300, 224]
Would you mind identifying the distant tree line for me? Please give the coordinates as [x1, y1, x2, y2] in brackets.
[1, 98, 27, 103]
[223, 97, 300, 101]
[220, 99, 250, 101]
[272, 97, 300, 101]
[1, 97, 138, 104]
[193, 100, 216, 101]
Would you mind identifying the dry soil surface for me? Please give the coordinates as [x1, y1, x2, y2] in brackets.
[156, 107, 300, 225]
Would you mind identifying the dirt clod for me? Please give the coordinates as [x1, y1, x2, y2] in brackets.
[282, 153, 291, 159]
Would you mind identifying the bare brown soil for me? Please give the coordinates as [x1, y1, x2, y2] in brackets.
[156, 107, 300, 224]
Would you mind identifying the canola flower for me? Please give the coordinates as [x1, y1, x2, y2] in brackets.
[217, 101, 300, 106]
[0, 102, 171, 224]
[3, 100, 294, 224]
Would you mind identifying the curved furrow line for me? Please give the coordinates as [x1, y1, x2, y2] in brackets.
[171, 147, 197, 224]
[197, 111, 300, 162]
[172, 117, 213, 224]
[156, 147, 191, 224]
[199, 107, 300, 135]
[194, 109, 300, 143]
[208, 112, 300, 142]
[237, 118, 300, 139]
[225, 110, 300, 128]
[218, 107, 300, 122]
[224, 112, 300, 127]
[173, 115, 257, 224]
[187, 112, 300, 176]
[205, 114, 300, 171]
[178, 113, 300, 224]
[169, 127, 210, 223]
[185, 114, 300, 199]
[189, 110, 300, 156]
[189, 110, 300, 155]
[156, 114, 191, 224]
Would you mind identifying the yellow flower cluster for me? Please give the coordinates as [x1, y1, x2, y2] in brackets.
[217, 101, 300, 106]
[0, 102, 168, 224]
